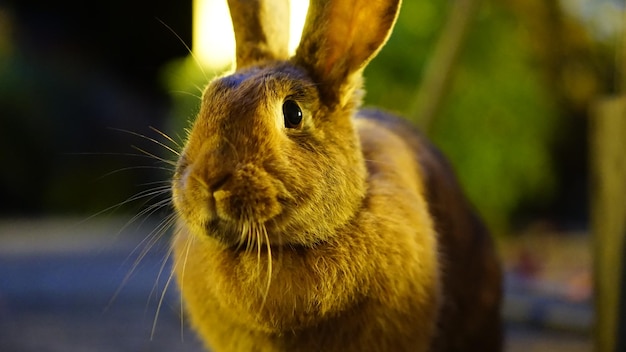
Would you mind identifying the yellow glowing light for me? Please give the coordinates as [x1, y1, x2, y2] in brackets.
[193, 0, 235, 68]
[289, 0, 309, 54]
[193, 0, 309, 68]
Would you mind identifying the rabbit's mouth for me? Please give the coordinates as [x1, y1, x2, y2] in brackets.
[203, 217, 281, 250]
[174, 161, 293, 247]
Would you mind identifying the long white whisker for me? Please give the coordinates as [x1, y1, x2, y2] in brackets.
[246, 221, 254, 254]
[106, 211, 175, 311]
[78, 186, 171, 229]
[260, 224, 272, 311]
[112, 193, 172, 239]
[128, 207, 175, 262]
[66, 151, 162, 158]
[178, 226, 194, 343]
[127, 197, 173, 228]
[155, 18, 209, 83]
[108, 127, 181, 157]
[235, 221, 247, 252]
[170, 90, 203, 100]
[96, 166, 175, 182]
[192, 84, 205, 95]
[255, 224, 262, 277]
[132, 145, 178, 167]
[149, 126, 183, 150]
[137, 180, 174, 188]
[151, 245, 177, 340]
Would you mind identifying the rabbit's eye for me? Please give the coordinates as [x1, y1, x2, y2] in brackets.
[282, 100, 303, 129]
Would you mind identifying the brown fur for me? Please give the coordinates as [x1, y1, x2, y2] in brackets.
[227, 0, 290, 68]
[170, 0, 501, 351]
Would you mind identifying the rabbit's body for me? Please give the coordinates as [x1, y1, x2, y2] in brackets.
[359, 110, 502, 351]
[172, 109, 501, 351]
[171, 0, 501, 351]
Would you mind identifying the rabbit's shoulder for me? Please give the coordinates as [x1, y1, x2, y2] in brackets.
[356, 108, 464, 205]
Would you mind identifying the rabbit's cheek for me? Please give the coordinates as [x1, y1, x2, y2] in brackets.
[172, 167, 214, 230]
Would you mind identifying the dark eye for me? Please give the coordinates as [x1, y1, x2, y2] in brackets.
[282, 100, 303, 129]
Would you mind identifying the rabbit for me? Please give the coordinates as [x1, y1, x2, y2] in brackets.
[170, 0, 502, 351]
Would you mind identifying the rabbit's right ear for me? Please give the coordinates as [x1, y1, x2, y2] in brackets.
[227, 0, 290, 68]
[294, 0, 401, 106]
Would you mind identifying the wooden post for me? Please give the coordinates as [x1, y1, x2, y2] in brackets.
[591, 96, 626, 352]
[618, 232, 626, 351]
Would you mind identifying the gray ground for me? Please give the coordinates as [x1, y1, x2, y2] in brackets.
[0, 218, 592, 352]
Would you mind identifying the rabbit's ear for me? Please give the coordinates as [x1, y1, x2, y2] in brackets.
[294, 0, 400, 105]
[227, 0, 290, 68]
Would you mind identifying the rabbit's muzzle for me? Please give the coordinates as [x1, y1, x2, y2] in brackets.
[213, 162, 283, 225]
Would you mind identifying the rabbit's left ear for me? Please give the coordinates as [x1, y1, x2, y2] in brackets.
[227, 0, 291, 68]
[294, 0, 401, 106]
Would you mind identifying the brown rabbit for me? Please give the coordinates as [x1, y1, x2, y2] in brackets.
[170, 0, 502, 351]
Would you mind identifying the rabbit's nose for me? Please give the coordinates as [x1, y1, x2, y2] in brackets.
[209, 172, 231, 193]
[189, 141, 238, 192]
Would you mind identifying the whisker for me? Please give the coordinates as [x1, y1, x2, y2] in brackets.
[155, 18, 209, 83]
[119, 190, 172, 224]
[151, 245, 177, 340]
[363, 158, 395, 168]
[106, 210, 175, 311]
[260, 224, 272, 311]
[112, 212, 175, 319]
[132, 145, 178, 167]
[235, 221, 247, 252]
[127, 193, 173, 225]
[88, 123, 182, 337]
[79, 185, 171, 227]
[108, 127, 181, 157]
[193, 84, 205, 95]
[256, 223, 262, 279]
[245, 221, 254, 254]
[126, 202, 176, 256]
[178, 226, 194, 343]
[149, 126, 183, 150]
[275, 224, 283, 278]
[137, 180, 174, 188]
[128, 201, 174, 245]
[96, 166, 175, 181]
[65, 151, 161, 158]
[140, 211, 175, 258]
[170, 89, 203, 100]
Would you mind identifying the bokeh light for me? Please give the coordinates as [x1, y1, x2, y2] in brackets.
[193, 0, 309, 68]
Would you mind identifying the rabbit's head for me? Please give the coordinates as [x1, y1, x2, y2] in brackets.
[172, 0, 401, 248]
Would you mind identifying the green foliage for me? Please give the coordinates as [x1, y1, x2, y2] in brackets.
[160, 57, 226, 143]
[364, 2, 558, 234]
[365, 0, 446, 112]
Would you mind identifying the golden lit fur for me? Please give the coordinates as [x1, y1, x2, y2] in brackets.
[170, 0, 501, 351]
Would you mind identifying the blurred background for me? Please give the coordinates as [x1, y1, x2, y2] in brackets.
[1, 0, 625, 351]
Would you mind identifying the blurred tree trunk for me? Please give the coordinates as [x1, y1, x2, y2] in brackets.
[409, 0, 480, 132]
[591, 10, 625, 351]
[591, 96, 626, 352]
[619, 234, 626, 352]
